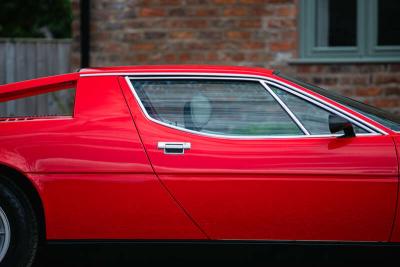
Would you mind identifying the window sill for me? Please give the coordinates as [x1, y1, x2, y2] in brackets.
[288, 57, 400, 64]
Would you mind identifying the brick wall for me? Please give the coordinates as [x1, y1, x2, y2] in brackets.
[71, 0, 400, 114]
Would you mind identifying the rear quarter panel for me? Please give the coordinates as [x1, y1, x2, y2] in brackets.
[0, 76, 205, 240]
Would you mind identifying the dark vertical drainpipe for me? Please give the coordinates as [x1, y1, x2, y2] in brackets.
[80, 0, 90, 68]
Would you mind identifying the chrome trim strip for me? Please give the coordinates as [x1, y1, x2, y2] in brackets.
[112, 73, 388, 135]
[126, 77, 305, 139]
[158, 142, 191, 149]
[126, 75, 309, 135]
[110, 72, 387, 134]
[261, 82, 310, 135]
[125, 74, 385, 134]
[123, 75, 266, 80]
[78, 67, 392, 134]
[129, 76, 267, 82]
[125, 76, 381, 139]
[82, 72, 271, 79]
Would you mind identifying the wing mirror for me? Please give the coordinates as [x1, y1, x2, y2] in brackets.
[329, 114, 356, 138]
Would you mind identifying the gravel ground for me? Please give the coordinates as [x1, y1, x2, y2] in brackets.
[32, 242, 400, 266]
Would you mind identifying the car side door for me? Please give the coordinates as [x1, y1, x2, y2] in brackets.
[121, 76, 398, 242]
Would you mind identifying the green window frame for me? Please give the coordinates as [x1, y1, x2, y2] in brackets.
[299, 0, 400, 63]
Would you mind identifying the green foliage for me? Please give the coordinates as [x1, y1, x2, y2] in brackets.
[0, 0, 72, 38]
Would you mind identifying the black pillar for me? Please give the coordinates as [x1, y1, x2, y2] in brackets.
[80, 0, 90, 68]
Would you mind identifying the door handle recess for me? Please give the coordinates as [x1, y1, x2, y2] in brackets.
[157, 142, 191, 154]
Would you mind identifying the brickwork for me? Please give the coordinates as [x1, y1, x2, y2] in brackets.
[71, 0, 400, 114]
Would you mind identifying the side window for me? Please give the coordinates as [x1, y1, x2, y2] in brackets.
[0, 86, 75, 118]
[268, 84, 367, 135]
[131, 79, 304, 136]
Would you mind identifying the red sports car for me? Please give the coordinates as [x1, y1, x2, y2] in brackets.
[0, 66, 399, 266]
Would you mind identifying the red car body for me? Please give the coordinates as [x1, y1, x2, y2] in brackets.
[0, 65, 399, 243]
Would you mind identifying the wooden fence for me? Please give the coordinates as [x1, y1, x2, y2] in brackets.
[0, 38, 72, 85]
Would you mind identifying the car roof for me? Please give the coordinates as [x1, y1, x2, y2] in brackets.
[79, 65, 274, 77]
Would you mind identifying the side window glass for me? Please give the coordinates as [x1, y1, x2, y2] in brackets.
[268, 84, 367, 135]
[0, 86, 75, 118]
[131, 79, 304, 136]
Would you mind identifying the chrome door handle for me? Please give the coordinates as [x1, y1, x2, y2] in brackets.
[157, 142, 191, 154]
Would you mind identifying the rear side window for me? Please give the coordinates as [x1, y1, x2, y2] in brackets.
[0, 87, 75, 118]
[130, 79, 304, 136]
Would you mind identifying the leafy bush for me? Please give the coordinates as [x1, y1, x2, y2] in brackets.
[0, 0, 72, 38]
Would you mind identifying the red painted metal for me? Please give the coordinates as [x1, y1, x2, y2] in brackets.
[0, 65, 398, 242]
[121, 78, 397, 241]
[390, 134, 400, 242]
[0, 75, 206, 240]
[0, 73, 79, 102]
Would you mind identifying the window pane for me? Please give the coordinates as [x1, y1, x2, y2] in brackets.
[269, 85, 367, 135]
[132, 80, 304, 136]
[316, 0, 357, 47]
[274, 72, 400, 132]
[378, 0, 400, 46]
[0, 88, 75, 118]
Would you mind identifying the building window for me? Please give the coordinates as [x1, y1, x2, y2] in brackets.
[300, 0, 400, 62]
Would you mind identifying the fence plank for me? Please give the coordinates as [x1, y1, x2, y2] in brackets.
[36, 40, 47, 78]
[5, 42, 15, 84]
[15, 41, 26, 82]
[26, 42, 36, 80]
[58, 42, 70, 74]
[0, 43, 5, 84]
